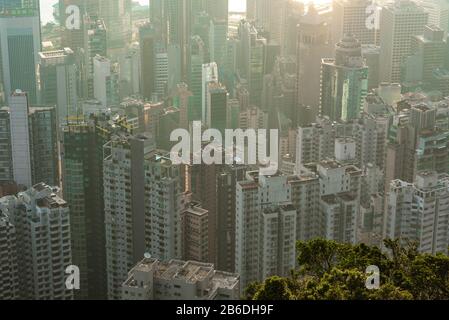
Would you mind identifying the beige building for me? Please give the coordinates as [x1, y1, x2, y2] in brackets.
[182, 201, 209, 263]
[122, 258, 240, 300]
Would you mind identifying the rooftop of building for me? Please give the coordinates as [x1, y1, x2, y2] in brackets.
[38, 47, 73, 59]
[183, 202, 208, 217]
[365, 92, 386, 105]
[124, 258, 239, 291]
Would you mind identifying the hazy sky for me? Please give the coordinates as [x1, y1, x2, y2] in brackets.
[40, 0, 332, 24]
[40, 0, 247, 23]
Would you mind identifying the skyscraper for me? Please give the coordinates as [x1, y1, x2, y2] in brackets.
[332, 0, 379, 46]
[206, 82, 228, 133]
[321, 35, 368, 122]
[188, 35, 207, 121]
[202, 62, 219, 123]
[0, 13, 41, 104]
[38, 48, 78, 123]
[379, 0, 428, 83]
[296, 5, 333, 118]
[205, 0, 228, 24]
[254, 0, 287, 46]
[209, 18, 228, 71]
[139, 22, 157, 101]
[9, 91, 32, 187]
[410, 25, 446, 84]
[237, 20, 266, 108]
[98, 0, 132, 50]
[0, 91, 59, 188]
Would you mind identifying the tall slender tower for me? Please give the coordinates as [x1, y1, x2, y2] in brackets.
[296, 5, 333, 120]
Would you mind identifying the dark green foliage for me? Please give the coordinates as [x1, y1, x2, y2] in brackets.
[246, 239, 449, 300]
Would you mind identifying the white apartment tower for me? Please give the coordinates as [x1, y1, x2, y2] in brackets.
[104, 133, 182, 300]
[295, 118, 347, 172]
[385, 172, 449, 255]
[318, 159, 363, 244]
[235, 171, 296, 291]
[9, 183, 73, 300]
[9, 90, 32, 187]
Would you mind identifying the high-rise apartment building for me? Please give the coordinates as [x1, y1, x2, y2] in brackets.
[385, 103, 449, 187]
[104, 134, 182, 300]
[288, 171, 321, 241]
[317, 156, 363, 244]
[216, 164, 248, 273]
[7, 183, 73, 300]
[385, 172, 449, 255]
[181, 201, 209, 263]
[2, 91, 59, 188]
[0, 204, 18, 300]
[235, 171, 296, 291]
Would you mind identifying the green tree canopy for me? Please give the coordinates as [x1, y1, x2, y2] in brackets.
[246, 239, 449, 300]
